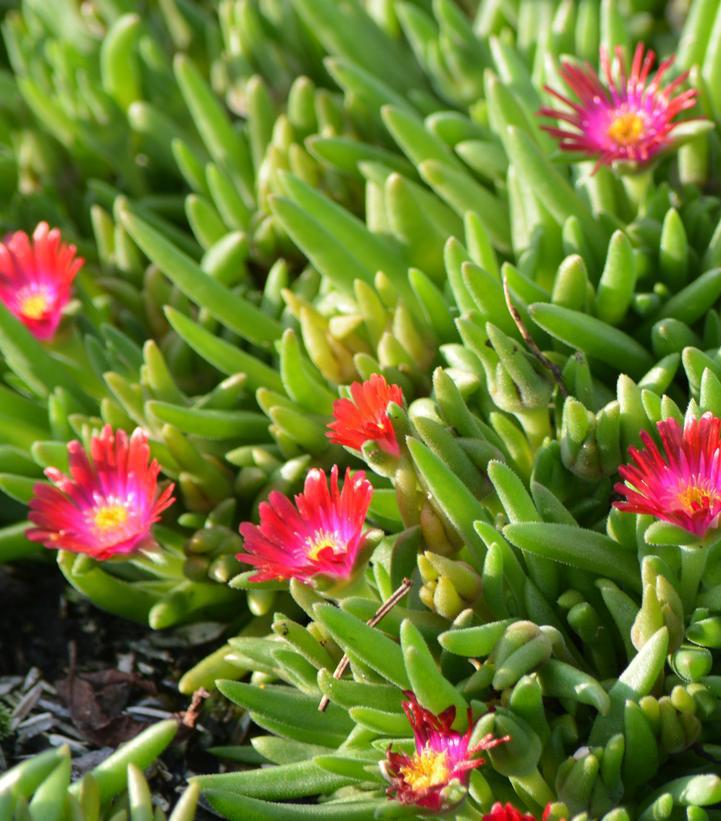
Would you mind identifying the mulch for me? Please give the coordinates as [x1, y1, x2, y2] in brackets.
[0, 561, 247, 816]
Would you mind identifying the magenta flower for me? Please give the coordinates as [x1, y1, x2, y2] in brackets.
[237, 465, 374, 583]
[328, 374, 404, 456]
[28, 426, 175, 560]
[0, 222, 84, 340]
[615, 413, 721, 537]
[540, 44, 698, 167]
[383, 692, 509, 811]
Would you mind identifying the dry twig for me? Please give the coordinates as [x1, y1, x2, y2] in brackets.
[502, 275, 568, 397]
[318, 578, 412, 712]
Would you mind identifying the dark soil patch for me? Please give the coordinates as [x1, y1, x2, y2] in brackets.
[0, 561, 244, 816]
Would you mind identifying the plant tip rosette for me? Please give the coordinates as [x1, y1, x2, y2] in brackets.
[540, 43, 698, 168]
[382, 691, 509, 811]
[237, 465, 374, 583]
[0, 221, 84, 340]
[615, 412, 721, 537]
[328, 373, 404, 456]
[27, 425, 175, 559]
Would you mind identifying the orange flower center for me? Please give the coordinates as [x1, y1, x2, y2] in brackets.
[676, 483, 720, 514]
[93, 504, 129, 531]
[399, 749, 450, 792]
[306, 529, 341, 561]
[607, 112, 645, 146]
[20, 292, 50, 320]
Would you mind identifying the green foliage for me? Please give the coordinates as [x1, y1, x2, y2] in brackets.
[0, 721, 198, 819]
[0, 0, 721, 818]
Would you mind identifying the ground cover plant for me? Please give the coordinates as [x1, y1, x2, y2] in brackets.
[0, 0, 720, 818]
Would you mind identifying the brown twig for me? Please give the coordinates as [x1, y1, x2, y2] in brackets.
[502, 275, 568, 397]
[181, 687, 210, 729]
[318, 577, 413, 712]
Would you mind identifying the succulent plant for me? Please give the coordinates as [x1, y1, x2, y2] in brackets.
[0, 719, 200, 819]
[0, 0, 721, 819]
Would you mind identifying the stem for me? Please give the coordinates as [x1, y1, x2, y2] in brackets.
[622, 167, 653, 216]
[394, 456, 421, 527]
[679, 544, 709, 612]
[502, 275, 567, 398]
[332, 570, 375, 600]
[517, 407, 551, 450]
[580, 162, 617, 216]
[510, 768, 555, 810]
[132, 548, 185, 578]
[453, 804, 486, 821]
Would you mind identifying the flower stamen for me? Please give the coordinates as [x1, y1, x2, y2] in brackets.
[19, 291, 50, 320]
[676, 483, 720, 515]
[92, 504, 129, 531]
[399, 749, 450, 792]
[306, 529, 341, 561]
[607, 111, 645, 145]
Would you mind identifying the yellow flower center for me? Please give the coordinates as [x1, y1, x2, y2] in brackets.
[399, 749, 450, 792]
[93, 504, 129, 531]
[677, 484, 720, 514]
[306, 529, 340, 561]
[607, 112, 645, 146]
[20, 292, 50, 320]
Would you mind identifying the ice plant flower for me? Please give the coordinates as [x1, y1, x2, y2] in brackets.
[539, 43, 697, 167]
[383, 692, 509, 811]
[27, 426, 175, 560]
[0, 221, 83, 340]
[483, 804, 561, 821]
[237, 465, 373, 583]
[328, 374, 404, 456]
[615, 413, 721, 537]
[483, 803, 537, 821]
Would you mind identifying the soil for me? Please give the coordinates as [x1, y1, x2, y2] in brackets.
[0, 560, 246, 817]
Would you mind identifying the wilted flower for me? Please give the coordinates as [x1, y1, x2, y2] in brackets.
[540, 43, 697, 167]
[383, 691, 509, 811]
[328, 374, 403, 456]
[0, 222, 83, 340]
[615, 413, 721, 537]
[28, 426, 175, 560]
[237, 465, 373, 583]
